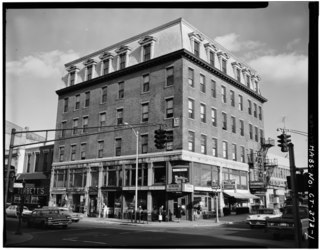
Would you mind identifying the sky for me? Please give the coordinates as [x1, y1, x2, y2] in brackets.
[5, 2, 309, 168]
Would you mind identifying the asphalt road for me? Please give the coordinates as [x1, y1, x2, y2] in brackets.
[4, 217, 308, 248]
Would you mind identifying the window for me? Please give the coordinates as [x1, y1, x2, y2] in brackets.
[26, 154, 31, 172]
[143, 43, 151, 61]
[119, 53, 126, 70]
[236, 68, 241, 82]
[115, 138, 122, 156]
[118, 82, 124, 99]
[188, 99, 195, 119]
[259, 106, 262, 120]
[101, 87, 107, 103]
[209, 51, 215, 66]
[70, 71, 75, 86]
[64, 98, 69, 112]
[221, 86, 226, 103]
[253, 80, 258, 92]
[240, 120, 244, 136]
[154, 163, 166, 184]
[82, 116, 88, 133]
[98, 141, 104, 158]
[255, 127, 259, 142]
[200, 74, 206, 93]
[165, 98, 173, 118]
[212, 138, 218, 157]
[222, 141, 228, 159]
[211, 108, 217, 126]
[211, 80, 216, 98]
[84, 91, 90, 107]
[59, 146, 65, 162]
[260, 129, 264, 143]
[248, 100, 252, 115]
[232, 144, 237, 161]
[141, 134, 148, 154]
[230, 90, 235, 107]
[103, 59, 109, 75]
[166, 67, 174, 87]
[166, 130, 173, 151]
[249, 124, 253, 140]
[222, 112, 227, 130]
[200, 104, 206, 123]
[99, 112, 106, 129]
[71, 145, 76, 161]
[194, 40, 200, 57]
[188, 131, 195, 152]
[35, 152, 40, 171]
[200, 135, 207, 154]
[142, 74, 150, 93]
[116, 108, 123, 125]
[72, 118, 79, 135]
[240, 146, 245, 163]
[231, 116, 236, 133]
[61, 121, 66, 138]
[69, 168, 87, 188]
[238, 95, 243, 111]
[80, 143, 86, 160]
[254, 103, 257, 118]
[188, 68, 194, 87]
[222, 59, 227, 73]
[87, 65, 93, 80]
[246, 75, 250, 88]
[141, 103, 149, 122]
[75, 94, 80, 110]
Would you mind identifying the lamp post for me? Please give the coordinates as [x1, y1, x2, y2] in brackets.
[212, 181, 220, 223]
[124, 123, 139, 223]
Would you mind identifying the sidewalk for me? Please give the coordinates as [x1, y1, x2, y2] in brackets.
[3, 231, 34, 247]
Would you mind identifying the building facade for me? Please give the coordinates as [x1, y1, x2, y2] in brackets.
[50, 18, 267, 220]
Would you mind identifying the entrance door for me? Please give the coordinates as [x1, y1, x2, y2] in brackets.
[174, 195, 188, 220]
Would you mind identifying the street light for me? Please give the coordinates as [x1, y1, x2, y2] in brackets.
[212, 181, 220, 223]
[124, 122, 139, 223]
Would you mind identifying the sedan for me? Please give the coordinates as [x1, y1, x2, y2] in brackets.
[246, 208, 282, 228]
[6, 205, 32, 218]
[57, 207, 81, 222]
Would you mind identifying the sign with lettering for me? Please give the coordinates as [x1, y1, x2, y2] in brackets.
[223, 179, 236, 190]
[166, 184, 181, 192]
[182, 183, 194, 193]
[13, 183, 23, 188]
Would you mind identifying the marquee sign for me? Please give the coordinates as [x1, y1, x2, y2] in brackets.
[166, 184, 181, 192]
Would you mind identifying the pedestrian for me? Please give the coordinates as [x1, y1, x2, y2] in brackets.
[176, 205, 182, 223]
[168, 209, 173, 222]
[138, 206, 142, 223]
[103, 203, 108, 218]
[158, 205, 164, 222]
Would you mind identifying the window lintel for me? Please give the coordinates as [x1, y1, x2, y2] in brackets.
[99, 51, 114, 60]
[115, 45, 131, 54]
[83, 58, 97, 66]
[204, 43, 218, 52]
[188, 31, 204, 42]
[138, 35, 157, 45]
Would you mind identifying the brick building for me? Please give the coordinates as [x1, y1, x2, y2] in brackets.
[50, 18, 268, 220]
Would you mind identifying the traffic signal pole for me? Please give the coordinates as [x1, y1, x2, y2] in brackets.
[288, 143, 302, 248]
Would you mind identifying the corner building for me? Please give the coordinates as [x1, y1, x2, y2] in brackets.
[50, 18, 267, 220]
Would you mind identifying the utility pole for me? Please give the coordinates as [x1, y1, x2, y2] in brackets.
[5, 128, 16, 204]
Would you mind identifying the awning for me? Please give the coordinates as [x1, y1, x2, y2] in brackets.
[16, 172, 48, 180]
[224, 191, 260, 200]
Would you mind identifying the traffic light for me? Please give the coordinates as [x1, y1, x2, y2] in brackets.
[154, 128, 167, 149]
[277, 133, 291, 152]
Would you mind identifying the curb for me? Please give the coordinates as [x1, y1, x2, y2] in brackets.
[4, 232, 34, 246]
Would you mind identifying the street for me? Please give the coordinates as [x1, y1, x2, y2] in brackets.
[4, 217, 308, 248]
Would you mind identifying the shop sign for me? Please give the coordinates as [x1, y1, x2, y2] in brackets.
[182, 183, 194, 193]
[166, 183, 181, 192]
[249, 181, 265, 189]
[172, 168, 188, 172]
[223, 180, 235, 189]
[89, 186, 98, 194]
[17, 187, 46, 195]
[13, 183, 23, 188]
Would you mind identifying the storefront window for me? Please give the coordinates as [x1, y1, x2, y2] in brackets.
[107, 166, 117, 186]
[240, 171, 248, 189]
[69, 169, 87, 188]
[154, 162, 166, 184]
[193, 163, 219, 187]
[201, 166, 211, 186]
[54, 169, 67, 187]
[91, 168, 99, 187]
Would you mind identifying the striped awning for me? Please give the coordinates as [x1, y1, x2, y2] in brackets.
[224, 191, 260, 200]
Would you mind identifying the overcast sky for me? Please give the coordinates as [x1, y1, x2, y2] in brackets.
[5, 2, 309, 167]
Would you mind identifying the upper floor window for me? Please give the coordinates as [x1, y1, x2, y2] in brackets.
[254, 103, 257, 118]
[236, 68, 241, 82]
[143, 43, 151, 61]
[141, 103, 149, 122]
[80, 143, 86, 160]
[211, 80, 216, 98]
[71, 145, 76, 161]
[209, 51, 215, 66]
[87, 65, 93, 80]
[211, 108, 217, 127]
[84, 91, 90, 108]
[194, 40, 200, 57]
[75, 94, 80, 110]
[63, 98, 69, 113]
[240, 146, 245, 163]
[188, 131, 195, 152]
[248, 100, 252, 115]
[232, 144, 237, 161]
[98, 140, 104, 158]
[200, 74, 206, 93]
[70, 71, 75, 86]
[119, 53, 126, 70]
[246, 74, 250, 88]
[188, 68, 194, 87]
[221, 86, 226, 103]
[82, 116, 88, 133]
[230, 90, 235, 107]
[231, 116, 236, 133]
[166, 67, 174, 87]
[101, 87, 107, 103]
[139, 36, 156, 62]
[260, 129, 264, 143]
[118, 82, 124, 99]
[59, 146, 65, 162]
[72, 118, 79, 135]
[99, 112, 106, 129]
[141, 134, 148, 154]
[222, 112, 227, 130]
[165, 98, 174, 118]
[61, 121, 67, 138]
[116, 108, 123, 125]
[212, 138, 218, 157]
[238, 95, 243, 111]
[200, 134, 207, 154]
[222, 141, 228, 159]
[259, 106, 262, 120]
[222, 59, 227, 74]
[103, 59, 110, 75]
[255, 127, 259, 142]
[26, 154, 31, 172]
[249, 124, 253, 140]
[200, 104, 206, 123]
[115, 138, 122, 156]
[142, 74, 150, 93]
[188, 99, 195, 119]
[240, 120, 244, 136]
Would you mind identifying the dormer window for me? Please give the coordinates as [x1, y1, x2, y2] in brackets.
[246, 74, 251, 88]
[222, 59, 227, 73]
[204, 43, 218, 67]
[87, 65, 93, 80]
[70, 72, 75, 86]
[67, 65, 79, 86]
[217, 51, 229, 74]
[189, 32, 204, 58]
[231, 62, 242, 82]
[83, 59, 97, 81]
[251, 74, 261, 94]
[116, 45, 131, 70]
[138, 35, 156, 62]
[99, 52, 114, 76]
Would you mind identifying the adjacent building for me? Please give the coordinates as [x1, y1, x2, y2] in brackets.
[50, 18, 269, 220]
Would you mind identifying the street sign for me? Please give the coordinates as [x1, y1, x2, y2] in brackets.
[13, 182, 23, 188]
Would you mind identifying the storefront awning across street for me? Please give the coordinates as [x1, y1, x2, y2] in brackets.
[16, 172, 48, 180]
[223, 191, 259, 200]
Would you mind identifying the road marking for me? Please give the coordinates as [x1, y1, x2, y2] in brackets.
[62, 237, 109, 245]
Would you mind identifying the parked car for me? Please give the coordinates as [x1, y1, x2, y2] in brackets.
[6, 205, 32, 218]
[57, 207, 81, 222]
[246, 208, 282, 228]
[23, 207, 72, 229]
[266, 205, 309, 240]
